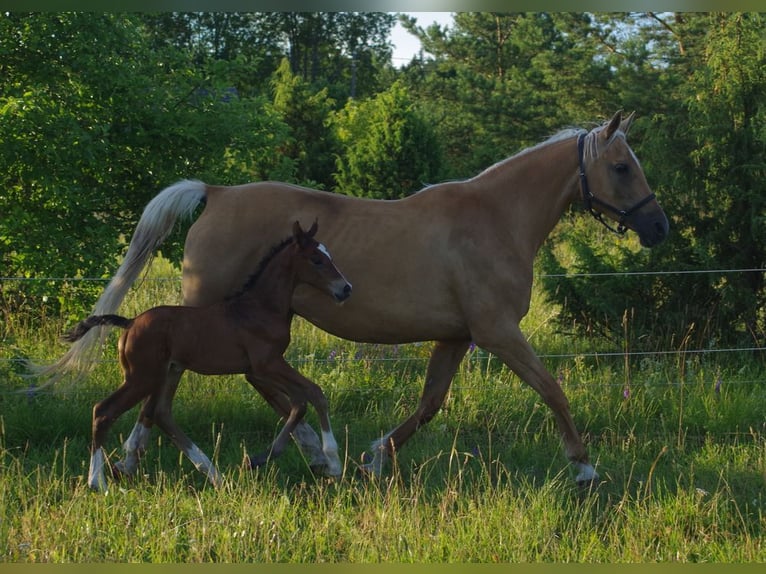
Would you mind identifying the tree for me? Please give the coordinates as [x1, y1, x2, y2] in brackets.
[539, 13, 766, 348]
[271, 59, 338, 188]
[400, 13, 615, 180]
[261, 12, 396, 101]
[0, 13, 293, 317]
[333, 81, 442, 199]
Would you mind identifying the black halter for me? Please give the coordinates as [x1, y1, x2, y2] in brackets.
[577, 132, 656, 236]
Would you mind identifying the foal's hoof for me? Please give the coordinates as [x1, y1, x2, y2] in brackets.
[246, 452, 269, 470]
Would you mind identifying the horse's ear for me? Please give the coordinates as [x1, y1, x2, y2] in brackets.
[293, 220, 307, 246]
[620, 111, 636, 135]
[604, 110, 622, 141]
[307, 218, 318, 238]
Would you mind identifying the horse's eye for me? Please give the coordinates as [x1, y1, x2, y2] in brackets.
[614, 162, 629, 175]
[310, 256, 324, 266]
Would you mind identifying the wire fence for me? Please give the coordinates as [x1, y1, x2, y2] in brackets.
[3, 266, 766, 282]
[2, 268, 765, 395]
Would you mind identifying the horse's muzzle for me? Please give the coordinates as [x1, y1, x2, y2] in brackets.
[635, 212, 670, 248]
[334, 283, 352, 303]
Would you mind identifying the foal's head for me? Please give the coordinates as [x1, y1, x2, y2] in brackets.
[291, 220, 352, 303]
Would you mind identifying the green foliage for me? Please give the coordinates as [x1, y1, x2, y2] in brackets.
[3, 11, 766, 353]
[271, 59, 338, 189]
[332, 81, 442, 198]
[0, 13, 293, 318]
[1, 299, 764, 562]
[539, 13, 766, 348]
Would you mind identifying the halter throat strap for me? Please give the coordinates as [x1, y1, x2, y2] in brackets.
[577, 132, 656, 236]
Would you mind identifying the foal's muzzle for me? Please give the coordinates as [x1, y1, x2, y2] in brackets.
[333, 282, 352, 303]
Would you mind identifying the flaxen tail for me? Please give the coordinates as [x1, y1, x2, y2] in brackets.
[62, 314, 133, 343]
[31, 180, 208, 385]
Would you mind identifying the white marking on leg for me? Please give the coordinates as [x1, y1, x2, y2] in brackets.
[321, 429, 342, 477]
[88, 449, 108, 492]
[186, 443, 222, 487]
[291, 421, 327, 467]
[574, 462, 599, 484]
[361, 432, 392, 476]
[115, 423, 151, 475]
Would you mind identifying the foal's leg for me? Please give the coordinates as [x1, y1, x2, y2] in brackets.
[151, 365, 223, 487]
[245, 374, 330, 473]
[247, 393, 308, 469]
[250, 359, 342, 477]
[361, 340, 470, 475]
[89, 383, 148, 491]
[112, 397, 155, 477]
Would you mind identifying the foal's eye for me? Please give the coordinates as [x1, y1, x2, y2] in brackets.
[614, 162, 629, 175]
[310, 256, 324, 266]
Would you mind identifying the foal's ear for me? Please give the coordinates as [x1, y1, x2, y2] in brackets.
[293, 220, 307, 247]
[292, 219, 318, 248]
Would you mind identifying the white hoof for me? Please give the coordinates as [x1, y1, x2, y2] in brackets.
[574, 462, 599, 486]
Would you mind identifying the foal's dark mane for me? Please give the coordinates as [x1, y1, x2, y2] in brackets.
[226, 235, 293, 301]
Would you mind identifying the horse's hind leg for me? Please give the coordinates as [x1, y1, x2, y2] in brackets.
[361, 340, 470, 476]
[245, 374, 329, 473]
[89, 382, 148, 491]
[112, 401, 154, 477]
[152, 366, 222, 487]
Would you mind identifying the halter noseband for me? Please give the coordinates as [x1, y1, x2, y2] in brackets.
[577, 132, 656, 236]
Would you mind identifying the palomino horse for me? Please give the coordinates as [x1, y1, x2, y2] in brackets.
[63, 221, 352, 491]
[51, 111, 668, 485]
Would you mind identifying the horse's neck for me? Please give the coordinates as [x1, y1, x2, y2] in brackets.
[475, 136, 580, 254]
[234, 252, 296, 317]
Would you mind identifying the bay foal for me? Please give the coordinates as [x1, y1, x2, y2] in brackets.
[64, 221, 351, 492]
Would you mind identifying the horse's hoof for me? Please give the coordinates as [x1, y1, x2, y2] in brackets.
[576, 476, 601, 490]
[246, 453, 269, 469]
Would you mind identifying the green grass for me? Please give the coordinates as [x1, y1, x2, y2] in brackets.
[1, 262, 764, 562]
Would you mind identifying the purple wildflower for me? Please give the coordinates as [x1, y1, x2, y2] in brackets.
[328, 349, 337, 362]
[468, 342, 477, 353]
[715, 377, 722, 395]
[623, 387, 630, 400]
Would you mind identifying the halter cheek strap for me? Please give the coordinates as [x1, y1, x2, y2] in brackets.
[577, 133, 656, 236]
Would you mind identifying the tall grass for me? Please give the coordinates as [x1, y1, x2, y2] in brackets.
[1, 258, 764, 562]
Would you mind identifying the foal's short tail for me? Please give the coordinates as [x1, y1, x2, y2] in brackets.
[62, 315, 133, 343]
[31, 180, 208, 386]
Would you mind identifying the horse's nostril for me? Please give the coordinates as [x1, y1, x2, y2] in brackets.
[344, 284, 352, 295]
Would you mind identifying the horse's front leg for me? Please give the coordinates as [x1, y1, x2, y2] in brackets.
[245, 373, 331, 475]
[361, 340, 471, 475]
[249, 358, 342, 478]
[474, 323, 598, 486]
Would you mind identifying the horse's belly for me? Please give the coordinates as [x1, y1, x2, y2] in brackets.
[292, 288, 470, 344]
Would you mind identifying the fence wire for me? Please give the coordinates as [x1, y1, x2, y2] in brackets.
[2, 268, 765, 397]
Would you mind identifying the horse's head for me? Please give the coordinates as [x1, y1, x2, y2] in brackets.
[579, 111, 669, 247]
[292, 220, 352, 303]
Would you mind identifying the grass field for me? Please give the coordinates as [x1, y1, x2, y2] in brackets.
[1, 263, 764, 562]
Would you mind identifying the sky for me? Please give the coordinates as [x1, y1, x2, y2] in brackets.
[390, 12, 454, 66]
